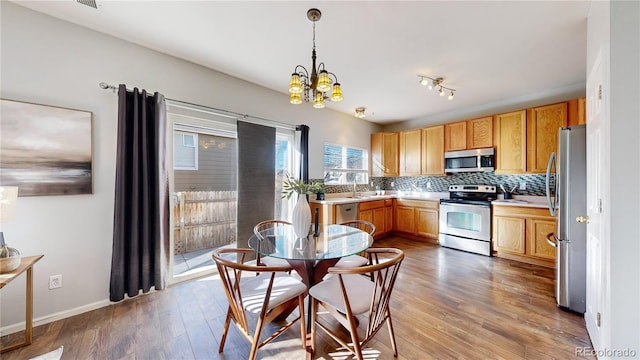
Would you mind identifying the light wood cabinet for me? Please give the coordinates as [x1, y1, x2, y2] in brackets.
[527, 102, 567, 173]
[371, 132, 399, 177]
[568, 96, 587, 126]
[494, 110, 527, 174]
[421, 125, 445, 176]
[495, 103, 567, 174]
[444, 121, 467, 152]
[494, 216, 526, 254]
[415, 207, 439, 238]
[445, 117, 493, 152]
[492, 205, 557, 267]
[394, 199, 439, 239]
[358, 199, 392, 237]
[399, 129, 422, 176]
[394, 206, 414, 234]
[466, 116, 493, 149]
[384, 199, 394, 235]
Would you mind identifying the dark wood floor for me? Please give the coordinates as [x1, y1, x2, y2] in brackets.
[2, 236, 593, 359]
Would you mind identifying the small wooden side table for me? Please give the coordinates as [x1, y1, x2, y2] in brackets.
[0, 255, 44, 353]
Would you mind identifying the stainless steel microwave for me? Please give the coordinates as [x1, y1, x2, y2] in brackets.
[444, 148, 495, 173]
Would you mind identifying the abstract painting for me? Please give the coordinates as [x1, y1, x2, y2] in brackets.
[0, 99, 93, 196]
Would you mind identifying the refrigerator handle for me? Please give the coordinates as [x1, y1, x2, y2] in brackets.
[546, 232, 559, 248]
[545, 152, 557, 216]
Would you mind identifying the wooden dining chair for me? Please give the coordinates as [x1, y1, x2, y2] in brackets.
[211, 248, 307, 360]
[309, 247, 404, 360]
[334, 220, 376, 268]
[253, 219, 294, 269]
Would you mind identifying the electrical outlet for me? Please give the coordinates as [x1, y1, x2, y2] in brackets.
[520, 182, 527, 190]
[426, 181, 432, 189]
[49, 274, 62, 289]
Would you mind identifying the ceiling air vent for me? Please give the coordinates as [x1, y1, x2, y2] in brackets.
[76, 0, 98, 9]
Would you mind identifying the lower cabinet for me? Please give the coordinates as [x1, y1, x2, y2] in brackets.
[493, 205, 557, 267]
[358, 199, 393, 237]
[394, 199, 439, 240]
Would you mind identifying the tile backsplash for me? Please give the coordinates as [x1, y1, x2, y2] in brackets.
[314, 172, 549, 196]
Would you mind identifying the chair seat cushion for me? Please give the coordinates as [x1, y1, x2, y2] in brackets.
[262, 256, 291, 267]
[309, 274, 374, 315]
[240, 272, 307, 313]
[334, 255, 368, 267]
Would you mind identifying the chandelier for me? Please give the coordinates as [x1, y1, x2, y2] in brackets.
[289, 8, 343, 108]
[354, 107, 366, 118]
[418, 75, 456, 100]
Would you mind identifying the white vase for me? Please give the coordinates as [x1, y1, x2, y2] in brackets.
[292, 193, 311, 238]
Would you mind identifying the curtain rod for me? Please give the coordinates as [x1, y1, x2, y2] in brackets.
[98, 82, 297, 131]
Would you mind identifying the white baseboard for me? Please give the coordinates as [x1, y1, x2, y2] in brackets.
[0, 299, 111, 336]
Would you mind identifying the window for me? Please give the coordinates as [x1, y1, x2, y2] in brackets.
[173, 131, 198, 170]
[323, 143, 368, 185]
[275, 132, 295, 220]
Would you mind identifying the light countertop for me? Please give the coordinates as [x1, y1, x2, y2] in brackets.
[492, 195, 550, 209]
[310, 191, 449, 205]
[312, 192, 551, 209]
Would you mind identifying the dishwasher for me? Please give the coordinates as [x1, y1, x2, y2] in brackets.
[335, 203, 359, 223]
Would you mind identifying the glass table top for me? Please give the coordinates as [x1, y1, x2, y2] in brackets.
[248, 224, 373, 261]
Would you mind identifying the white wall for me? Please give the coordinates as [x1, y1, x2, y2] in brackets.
[587, 0, 640, 355]
[0, 2, 380, 331]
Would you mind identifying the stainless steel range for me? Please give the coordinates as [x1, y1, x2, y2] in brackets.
[439, 185, 497, 256]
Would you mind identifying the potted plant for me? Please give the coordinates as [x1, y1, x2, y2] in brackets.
[281, 174, 323, 238]
[281, 174, 323, 199]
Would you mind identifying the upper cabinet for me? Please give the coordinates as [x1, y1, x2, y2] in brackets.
[445, 116, 493, 152]
[399, 129, 422, 176]
[371, 132, 399, 177]
[494, 110, 527, 174]
[495, 102, 568, 174]
[567, 96, 587, 126]
[527, 102, 567, 173]
[466, 116, 493, 149]
[444, 121, 467, 152]
[421, 125, 445, 176]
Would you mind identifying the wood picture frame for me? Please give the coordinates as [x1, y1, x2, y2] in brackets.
[0, 99, 93, 196]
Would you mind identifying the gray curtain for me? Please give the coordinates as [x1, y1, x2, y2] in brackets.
[237, 121, 275, 249]
[110, 84, 170, 302]
[296, 125, 309, 183]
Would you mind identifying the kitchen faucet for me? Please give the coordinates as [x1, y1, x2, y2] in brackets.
[352, 178, 357, 197]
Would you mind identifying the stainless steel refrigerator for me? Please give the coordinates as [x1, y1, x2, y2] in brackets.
[545, 124, 587, 314]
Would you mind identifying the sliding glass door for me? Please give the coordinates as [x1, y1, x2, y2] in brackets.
[168, 104, 238, 281]
[166, 101, 296, 282]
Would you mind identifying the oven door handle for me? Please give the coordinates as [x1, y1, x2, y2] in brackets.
[440, 202, 491, 209]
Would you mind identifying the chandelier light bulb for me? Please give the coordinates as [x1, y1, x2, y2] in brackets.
[420, 77, 429, 86]
[313, 92, 325, 108]
[290, 92, 302, 104]
[289, 73, 302, 94]
[330, 83, 343, 102]
[448, 91, 454, 100]
[439, 87, 445, 96]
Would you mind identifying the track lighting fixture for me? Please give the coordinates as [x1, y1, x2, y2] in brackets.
[418, 75, 456, 101]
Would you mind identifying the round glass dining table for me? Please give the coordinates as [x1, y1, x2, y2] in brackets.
[249, 223, 373, 356]
[248, 223, 373, 286]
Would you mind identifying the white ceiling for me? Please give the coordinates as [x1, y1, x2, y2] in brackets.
[12, 1, 591, 124]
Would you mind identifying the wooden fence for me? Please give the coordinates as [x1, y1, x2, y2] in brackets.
[173, 191, 237, 255]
